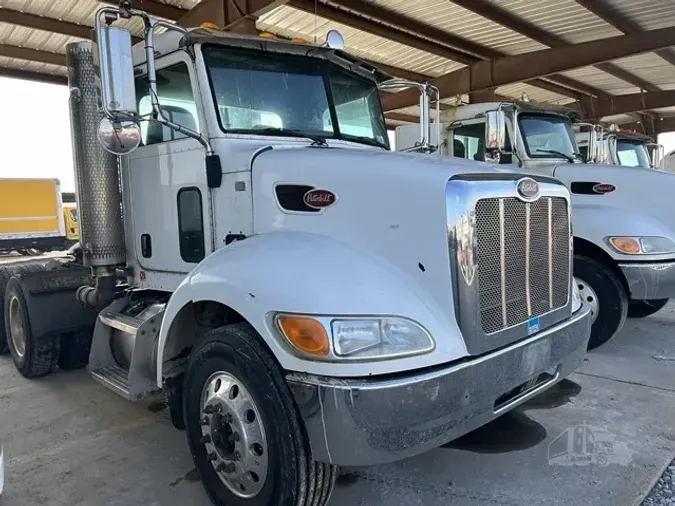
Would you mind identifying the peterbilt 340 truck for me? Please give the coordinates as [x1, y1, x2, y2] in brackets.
[574, 125, 663, 169]
[397, 98, 675, 350]
[0, 5, 591, 505]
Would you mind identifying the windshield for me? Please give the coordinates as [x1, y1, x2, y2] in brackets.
[202, 45, 389, 149]
[519, 113, 578, 161]
[616, 139, 651, 168]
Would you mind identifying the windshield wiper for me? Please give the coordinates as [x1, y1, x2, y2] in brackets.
[535, 149, 574, 163]
[339, 133, 388, 150]
[242, 127, 328, 146]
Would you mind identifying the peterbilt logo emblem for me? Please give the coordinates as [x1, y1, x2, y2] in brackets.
[517, 178, 540, 200]
[593, 183, 616, 194]
[303, 189, 336, 209]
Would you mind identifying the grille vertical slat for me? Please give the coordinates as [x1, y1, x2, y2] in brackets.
[475, 197, 570, 335]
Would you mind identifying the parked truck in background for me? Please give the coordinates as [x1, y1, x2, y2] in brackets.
[0, 178, 78, 256]
[574, 125, 664, 169]
[397, 98, 675, 348]
[0, 6, 591, 505]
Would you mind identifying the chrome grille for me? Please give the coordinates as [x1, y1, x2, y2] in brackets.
[475, 197, 570, 335]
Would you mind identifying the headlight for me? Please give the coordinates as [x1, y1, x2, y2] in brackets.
[572, 278, 582, 313]
[276, 314, 434, 360]
[332, 318, 434, 359]
[608, 236, 675, 255]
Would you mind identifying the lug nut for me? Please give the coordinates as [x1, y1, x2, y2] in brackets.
[214, 404, 223, 413]
[200, 417, 209, 426]
[223, 462, 236, 473]
[200, 435, 211, 444]
[206, 452, 217, 461]
[216, 463, 226, 472]
[233, 451, 241, 461]
[204, 405, 215, 414]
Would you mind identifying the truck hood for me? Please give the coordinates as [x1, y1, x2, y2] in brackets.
[552, 162, 675, 260]
[248, 145, 533, 357]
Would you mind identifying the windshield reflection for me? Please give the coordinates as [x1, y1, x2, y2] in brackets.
[519, 113, 578, 161]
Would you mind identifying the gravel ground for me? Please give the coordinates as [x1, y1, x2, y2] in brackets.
[643, 460, 675, 506]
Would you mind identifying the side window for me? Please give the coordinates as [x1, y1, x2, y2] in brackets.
[453, 123, 486, 161]
[177, 188, 205, 263]
[452, 122, 512, 162]
[136, 63, 199, 145]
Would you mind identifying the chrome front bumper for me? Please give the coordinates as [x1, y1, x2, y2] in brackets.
[287, 305, 591, 466]
[619, 261, 675, 300]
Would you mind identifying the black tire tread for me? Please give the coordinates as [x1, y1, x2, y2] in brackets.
[185, 322, 337, 506]
[0, 263, 44, 355]
[575, 255, 628, 350]
[5, 274, 60, 378]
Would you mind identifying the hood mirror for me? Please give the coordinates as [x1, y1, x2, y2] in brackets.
[324, 30, 344, 50]
[97, 118, 141, 155]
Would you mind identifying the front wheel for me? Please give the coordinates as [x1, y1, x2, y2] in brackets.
[627, 298, 669, 318]
[183, 323, 336, 506]
[574, 255, 628, 350]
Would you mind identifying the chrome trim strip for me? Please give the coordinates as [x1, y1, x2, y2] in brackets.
[548, 197, 553, 309]
[493, 368, 561, 416]
[525, 202, 532, 316]
[499, 199, 507, 327]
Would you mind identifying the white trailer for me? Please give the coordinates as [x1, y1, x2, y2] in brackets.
[0, 6, 590, 506]
[397, 98, 675, 349]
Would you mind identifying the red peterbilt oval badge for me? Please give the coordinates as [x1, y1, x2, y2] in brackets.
[303, 189, 336, 209]
[593, 183, 616, 194]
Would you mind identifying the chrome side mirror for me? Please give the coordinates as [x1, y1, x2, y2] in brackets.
[324, 30, 345, 50]
[95, 24, 137, 120]
[97, 118, 141, 155]
[485, 110, 507, 153]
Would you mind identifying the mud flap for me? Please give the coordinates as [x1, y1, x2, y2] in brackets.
[17, 268, 99, 342]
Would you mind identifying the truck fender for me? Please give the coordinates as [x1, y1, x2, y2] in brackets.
[571, 201, 675, 260]
[156, 230, 463, 386]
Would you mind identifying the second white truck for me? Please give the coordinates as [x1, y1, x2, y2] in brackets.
[397, 98, 675, 348]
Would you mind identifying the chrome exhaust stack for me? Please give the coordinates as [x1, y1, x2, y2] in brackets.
[67, 41, 125, 307]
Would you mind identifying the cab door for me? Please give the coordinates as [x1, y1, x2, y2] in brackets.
[126, 52, 212, 275]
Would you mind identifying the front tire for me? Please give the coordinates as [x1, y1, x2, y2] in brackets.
[183, 323, 336, 506]
[627, 298, 669, 318]
[574, 255, 628, 350]
[4, 276, 60, 377]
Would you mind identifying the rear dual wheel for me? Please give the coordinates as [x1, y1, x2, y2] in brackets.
[184, 323, 336, 506]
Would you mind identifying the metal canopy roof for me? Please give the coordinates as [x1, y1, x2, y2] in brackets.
[0, 0, 674, 135]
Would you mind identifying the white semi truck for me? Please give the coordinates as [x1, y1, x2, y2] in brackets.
[397, 98, 675, 349]
[0, 5, 591, 505]
[574, 125, 663, 169]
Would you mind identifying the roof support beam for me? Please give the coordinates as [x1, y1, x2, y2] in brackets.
[177, 0, 288, 33]
[580, 90, 675, 119]
[575, 0, 675, 68]
[289, 0, 597, 101]
[0, 8, 92, 39]
[0, 67, 67, 86]
[382, 26, 675, 111]
[620, 117, 675, 136]
[450, 0, 660, 93]
[97, 0, 186, 20]
[0, 44, 66, 67]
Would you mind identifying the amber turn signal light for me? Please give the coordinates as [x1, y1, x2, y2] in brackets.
[277, 316, 330, 356]
[609, 237, 641, 254]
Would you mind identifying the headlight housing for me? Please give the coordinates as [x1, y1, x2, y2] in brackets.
[275, 314, 434, 361]
[608, 236, 675, 255]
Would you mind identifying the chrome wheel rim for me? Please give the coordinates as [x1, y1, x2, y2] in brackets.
[199, 371, 268, 498]
[576, 277, 599, 323]
[8, 296, 26, 358]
